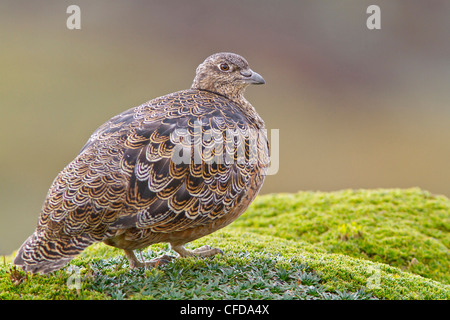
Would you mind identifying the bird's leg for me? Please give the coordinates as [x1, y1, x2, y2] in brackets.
[170, 244, 224, 258]
[124, 249, 174, 269]
[124, 249, 144, 268]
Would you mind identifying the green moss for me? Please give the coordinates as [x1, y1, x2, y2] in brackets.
[232, 188, 450, 284]
[1, 188, 449, 300]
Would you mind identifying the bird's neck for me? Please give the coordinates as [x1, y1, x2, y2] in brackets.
[237, 97, 265, 129]
[192, 84, 265, 128]
[209, 89, 265, 128]
[192, 79, 244, 101]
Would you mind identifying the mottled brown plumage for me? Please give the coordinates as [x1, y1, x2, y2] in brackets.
[14, 52, 268, 274]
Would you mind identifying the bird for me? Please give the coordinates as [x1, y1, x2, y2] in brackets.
[14, 52, 269, 274]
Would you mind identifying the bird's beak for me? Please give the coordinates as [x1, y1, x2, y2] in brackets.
[241, 69, 265, 85]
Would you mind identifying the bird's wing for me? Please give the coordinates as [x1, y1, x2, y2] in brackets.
[38, 90, 269, 239]
[112, 91, 269, 233]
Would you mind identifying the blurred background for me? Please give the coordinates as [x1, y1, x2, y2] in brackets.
[1, 0, 449, 255]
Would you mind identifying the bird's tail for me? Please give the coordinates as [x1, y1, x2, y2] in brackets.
[14, 229, 95, 274]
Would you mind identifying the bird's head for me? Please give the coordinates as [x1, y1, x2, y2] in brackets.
[191, 52, 265, 102]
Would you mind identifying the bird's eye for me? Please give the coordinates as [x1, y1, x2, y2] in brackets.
[219, 63, 230, 71]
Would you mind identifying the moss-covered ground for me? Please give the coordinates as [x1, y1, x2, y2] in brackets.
[1, 188, 449, 300]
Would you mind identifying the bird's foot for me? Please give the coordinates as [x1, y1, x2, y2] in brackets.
[192, 245, 224, 257]
[124, 245, 223, 270]
[124, 249, 175, 269]
[143, 254, 175, 268]
[171, 244, 224, 258]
